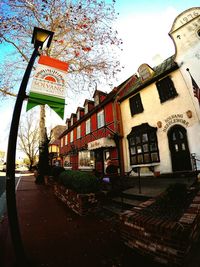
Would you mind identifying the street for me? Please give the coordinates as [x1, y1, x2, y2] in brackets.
[0, 172, 21, 219]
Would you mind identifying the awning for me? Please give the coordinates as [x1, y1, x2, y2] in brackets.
[88, 137, 116, 150]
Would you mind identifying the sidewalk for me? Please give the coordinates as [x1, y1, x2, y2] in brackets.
[0, 173, 166, 267]
[0, 173, 199, 267]
[123, 175, 196, 197]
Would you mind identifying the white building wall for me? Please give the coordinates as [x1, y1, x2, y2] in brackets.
[170, 7, 200, 169]
[121, 7, 200, 176]
[121, 68, 200, 175]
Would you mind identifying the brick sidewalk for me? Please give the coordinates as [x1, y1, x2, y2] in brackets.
[0, 174, 165, 267]
[1, 174, 199, 267]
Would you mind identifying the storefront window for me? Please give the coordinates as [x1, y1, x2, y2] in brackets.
[127, 123, 160, 165]
[78, 150, 95, 169]
[63, 155, 71, 169]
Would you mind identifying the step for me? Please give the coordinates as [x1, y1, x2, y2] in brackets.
[102, 202, 131, 216]
[121, 191, 151, 201]
[112, 196, 145, 208]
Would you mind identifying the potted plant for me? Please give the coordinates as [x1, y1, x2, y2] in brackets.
[54, 170, 102, 215]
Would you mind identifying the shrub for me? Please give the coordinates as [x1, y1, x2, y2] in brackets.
[58, 170, 100, 194]
[142, 183, 191, 220]
[51, 166, 65, 182]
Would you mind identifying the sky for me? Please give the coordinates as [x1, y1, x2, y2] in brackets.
[0, 0, 199, 157]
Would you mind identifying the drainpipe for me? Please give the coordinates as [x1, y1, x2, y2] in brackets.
[113, 95, 125, 176]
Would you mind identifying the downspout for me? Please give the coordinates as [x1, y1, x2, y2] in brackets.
[113, 93, 125, 176]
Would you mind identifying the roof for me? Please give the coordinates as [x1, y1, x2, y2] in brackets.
[119, 55, 179, 101]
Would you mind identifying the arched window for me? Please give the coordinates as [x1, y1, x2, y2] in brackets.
[197, 29, 200, 38]
[127, 123, 159, 165]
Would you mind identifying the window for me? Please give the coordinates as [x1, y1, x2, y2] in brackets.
[197, 29, 200, 38]
[78, 151, 95, 169]
[129, 93, 144, 116]
[97, 110, 105, 128]
[84, 103, 88, 114]
[70, 130, 73, 143]
[77, 126, 81, 139]
[65, 134, 68, 145]
[138, 64, 154, 82]
[156, 76, 178, 103]
[127, 123, 159, 165]
[86, 119, 91, 135]
[63, 155, 71, 169]
[94, 94, 99, 106]
[77, 111, 80, 120]
[60, 139, 63, 147]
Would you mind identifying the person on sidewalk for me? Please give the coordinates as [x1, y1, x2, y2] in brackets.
[102, 159, 119, 191]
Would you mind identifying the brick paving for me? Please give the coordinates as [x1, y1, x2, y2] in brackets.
[1, 173, 200, 267]
[0, 174, 163, 267]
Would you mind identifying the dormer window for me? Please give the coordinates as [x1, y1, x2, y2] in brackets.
[85, 103, 88, 114]
[197, 29, 200, 38]
[66, 119, 70, 129]
[138, 64, 154, 82]
[71, 117, 73, 126]
[94, 94, 99, 106]
[77, 111, 80, 120]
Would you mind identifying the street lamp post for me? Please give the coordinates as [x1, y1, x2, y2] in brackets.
[6, 27, 54, 266]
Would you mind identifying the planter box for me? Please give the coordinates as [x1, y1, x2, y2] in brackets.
[119, 190, 200, 266]
[54, 184, 101, 216]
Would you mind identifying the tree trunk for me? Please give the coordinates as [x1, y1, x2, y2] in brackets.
[36, 105, 50, 184]
[39, 105, 46, 147]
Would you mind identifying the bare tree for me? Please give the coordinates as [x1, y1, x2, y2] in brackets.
[0, 0, 122, 177]
[18, 111, 39, 169]
[0, 0, 122, 97]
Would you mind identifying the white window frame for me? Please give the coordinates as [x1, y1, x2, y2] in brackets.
[77, 125, 81, 139]
[77, 111, 80, 120]
[63, 155, 71, 169]
[94, 94, 99, 106]
[70, 130, 73, 143]
[61, 138, 64, 147]
[97, 110, 105, 128]
[78, 150, 95, 169]
[65, 134, 68, 145]
[86, 118, 91, 135]
[85, 104, 88, 114]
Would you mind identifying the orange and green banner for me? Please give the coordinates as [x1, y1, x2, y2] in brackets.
[26, 56, 68, 118]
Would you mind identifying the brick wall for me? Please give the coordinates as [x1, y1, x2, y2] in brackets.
[54, 184, 100, 216]
[119, 191, 200, 266]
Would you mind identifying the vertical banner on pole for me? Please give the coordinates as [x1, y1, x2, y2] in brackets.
[27, 56, 68, 118]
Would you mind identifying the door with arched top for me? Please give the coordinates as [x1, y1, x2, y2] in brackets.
[168, 125, 192, 172]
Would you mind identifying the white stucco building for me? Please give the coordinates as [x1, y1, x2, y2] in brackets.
[119, 7, 200, 176]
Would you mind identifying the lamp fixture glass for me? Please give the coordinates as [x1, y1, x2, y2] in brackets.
[32, 27, 54, 49]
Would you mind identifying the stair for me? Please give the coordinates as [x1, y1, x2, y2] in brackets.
[101, 189, 151, 216]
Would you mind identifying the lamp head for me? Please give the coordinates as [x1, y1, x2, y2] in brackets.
[32, 27, 54, 49]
